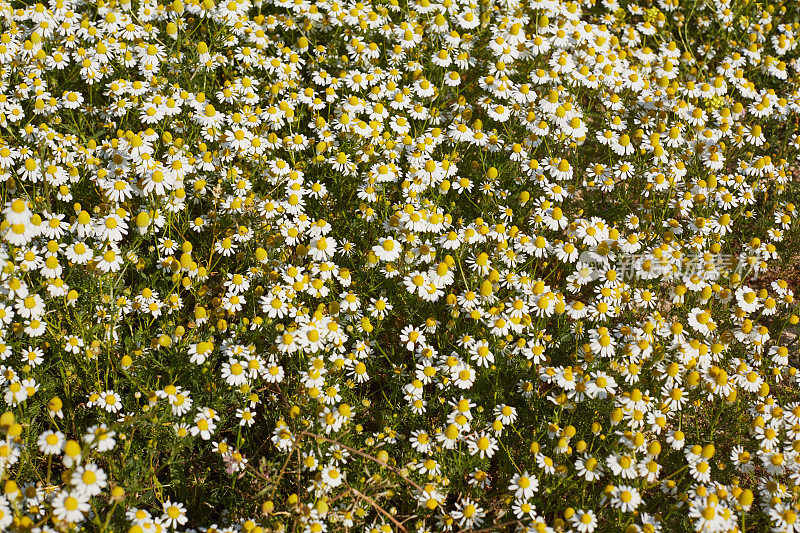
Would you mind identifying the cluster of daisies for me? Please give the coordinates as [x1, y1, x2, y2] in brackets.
[1, 0, 800, 531]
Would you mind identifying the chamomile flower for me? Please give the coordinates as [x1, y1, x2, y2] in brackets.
[452, 498, 485, 529]
[71, 463, 108, 497]
[51, 490, 90, 523]
[571, 509, 598, 533]
[162, 501, 188, 528]
[37, 430, 65, 455]
[508, 472, 539, 499]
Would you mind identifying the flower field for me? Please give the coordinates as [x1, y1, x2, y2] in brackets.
[3, 0, 800, 531]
